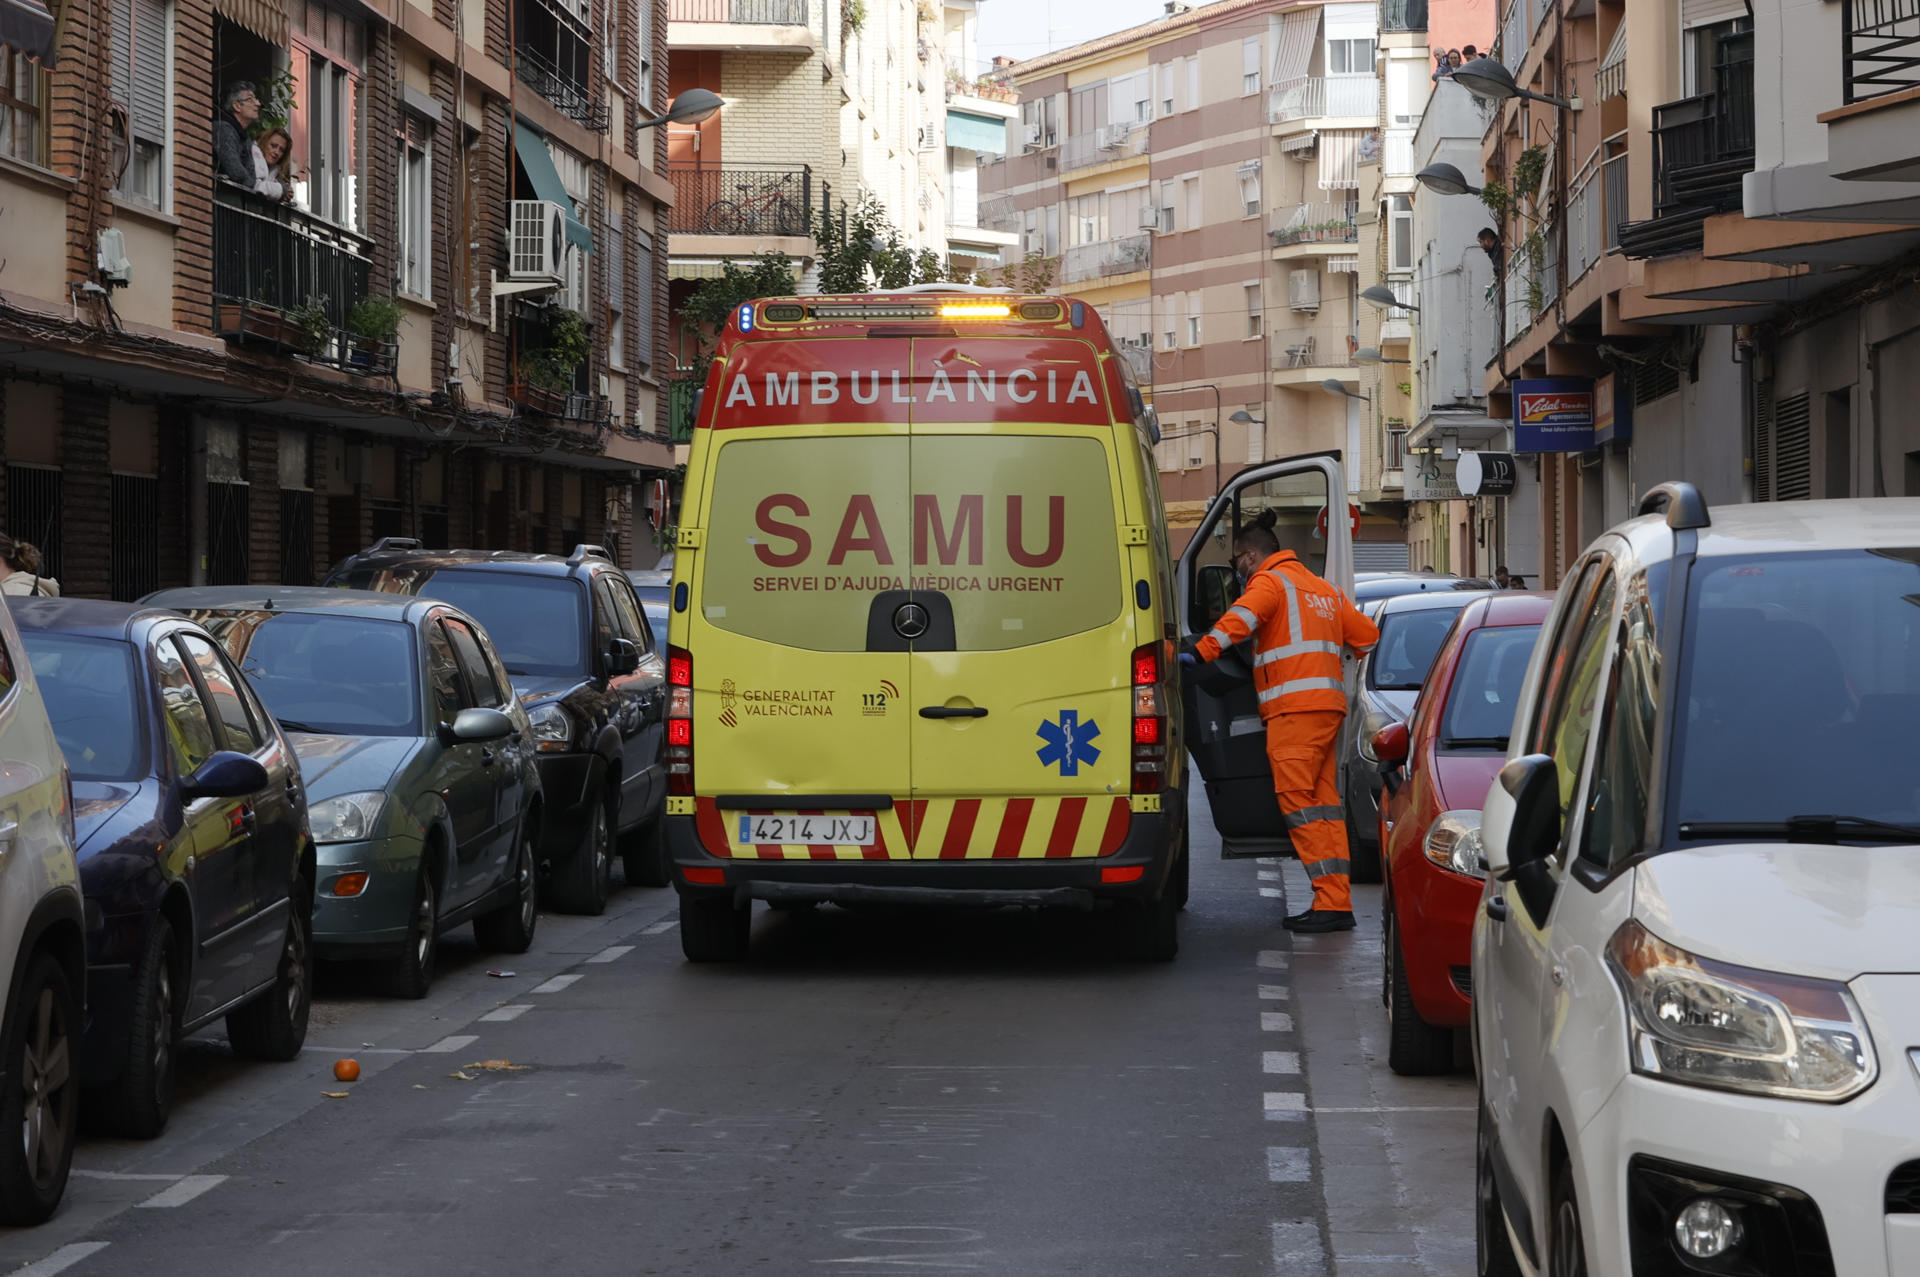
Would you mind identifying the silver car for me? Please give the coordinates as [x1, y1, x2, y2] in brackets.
[1339, 589, 1493, 880]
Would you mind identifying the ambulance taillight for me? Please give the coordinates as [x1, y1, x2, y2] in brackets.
[667, 646, 694, 797]
[1131, 641, 1170, 794]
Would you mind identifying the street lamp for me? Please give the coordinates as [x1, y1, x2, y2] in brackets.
[636, 88, 726, 129]
[1452, 57, 1580, 110]
[1227, 409, 1264, 426]
[1353, 347, 1410, 365]
[1360, 285, 1418, 312]
[1321, 379, 1371, 401]
[1414, 162, 1481, 196]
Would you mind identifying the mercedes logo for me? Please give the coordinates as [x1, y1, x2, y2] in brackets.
[892, 601, 930, 640]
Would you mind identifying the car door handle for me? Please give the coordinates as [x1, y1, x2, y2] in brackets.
[1485, 895, 1508, 923]
[919, 706, 988, 719]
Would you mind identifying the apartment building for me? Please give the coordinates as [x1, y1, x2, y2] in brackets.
[0, 0, 674, 594]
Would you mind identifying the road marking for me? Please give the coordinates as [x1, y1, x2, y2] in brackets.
[421, 1034, 479, 1054]
[1259, 887, 1284, 898]
[479, 1004, 533, 1022]
[531, 974, 582, 994]
[1261, 1012, 1294, 1032]
[15, 1243, 111, 1275]
[1266, 1147, 1311, 1183]
[1258, 984, 1289, 1000]
[1313, 1105, 1476, 1114]
[640, 920, 678, 936]
[1257, 950, 1288, 969]
[1271, 1220, 1328, 1274]
[300, 1046, 411, 1055]
[70, 1170, 182, 1181]
[138, 1175, 227, 1208]
[1264, 1091, 1308, 1113]
[587, 945, 634, 964]
[1263, 1051, 1301, 1074]
[1257, 870, 1280, 880]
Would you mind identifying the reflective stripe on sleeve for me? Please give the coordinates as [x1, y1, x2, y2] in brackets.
[1205, 625, 1234, 649]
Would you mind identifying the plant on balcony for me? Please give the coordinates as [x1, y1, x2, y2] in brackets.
[841, 0, 865, 35]
[255, 67, 300, 134]
[679, 251, 798, 382]
[287, 297, 335, 357]
[346, 297, 403, 367]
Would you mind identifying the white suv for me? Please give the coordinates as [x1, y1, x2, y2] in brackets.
[0, 595, 84, 1224]
[1473, 484, 1920, 1277]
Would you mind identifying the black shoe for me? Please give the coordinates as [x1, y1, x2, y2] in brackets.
[1283, 909, 1356, 933]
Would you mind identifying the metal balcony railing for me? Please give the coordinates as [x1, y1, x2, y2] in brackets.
[1566, 156, 1603, 285]
[515, 43, 607, 131]
[1382, 0, 1427, 32]
[667, 165, 815, 236]
[1114, 340, 1153, 383]
[1501, 0, 1531, 71]
[668, 375, 701, 441]
[669, 0, 807, 21]
[1602, 133, 1628, 252]
[1268, 76, 1380, 124]
[1269, 326, 1357, 369]
[1059, 122, 1151, 171]
[1620, 37, 1753, 259]
[1060, 233, 1152, 283]
[1268, 202, 1359, 247]
[212, 184, 381, 370]
[1844, 0, 1920, 102]
[1384, 128, 1416, 178]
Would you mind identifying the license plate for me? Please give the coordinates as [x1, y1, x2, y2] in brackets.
[738, 813, 876, 846]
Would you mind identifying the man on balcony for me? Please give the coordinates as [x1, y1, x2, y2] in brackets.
[215, 83, 262, 190]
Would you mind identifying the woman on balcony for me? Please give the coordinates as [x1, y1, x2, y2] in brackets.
[253, 128, 296, 204]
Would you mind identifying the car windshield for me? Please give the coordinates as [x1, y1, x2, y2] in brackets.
[398, 571, 585, 678]
[1370, 606, 1470, 690]
[1439, 625, 1541, 749]
[1672, 549, 1920, 828]
[25, 633, 146, 782]
[206, 611, 420, 737]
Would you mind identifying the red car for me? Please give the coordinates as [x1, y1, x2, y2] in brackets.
[1370, 592, 1552, 1076]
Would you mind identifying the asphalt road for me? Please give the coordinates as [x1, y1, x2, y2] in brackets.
[0, 802, 1476, 1276]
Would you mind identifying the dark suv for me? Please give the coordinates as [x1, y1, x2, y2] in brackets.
[325, 540, 667, 914]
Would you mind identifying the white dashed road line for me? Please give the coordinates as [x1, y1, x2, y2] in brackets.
[531, 973, 582, 994]
[1264, 1091, 1308, 1115]
[15, 1243, 111, 1276]
[1257, 950, 1288, 969]
[640, 919, 678, 936]
[1258, 887, 1284, 898]
[1270, 1221, 1329, 1274]
[69, 1171, 181, 1181]
[421, 1034, 479, 1054]
[1266, 1147, 1311, 1183]
[1261, 1012, 1294, 1032]
[1258, 984, 1289, 1000]
[1262, 1051, 1301, 1075]
[479, 1004, 533, 1022]
[138, 1175, 227, 1209]
[586, 944, 634, 964]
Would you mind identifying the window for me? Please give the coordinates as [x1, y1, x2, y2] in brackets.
[306, 53, 359, 227]
[1581, 565, 1668, 866]
[633, 222, 655, 370]
[397, 114, 433, 298]
[591, 575, 620, 663]
[1237, 164, 1261, 217]
[606, 574, 653, 653]
[1187, 55, 1200, 110]
[444, 618, 507, 707]
[177, 632, 265, 754]
[1162, 292, 1178, 349]
[1186, 422, 1205, 468]
[1530, 561, 1619, 844]
[1, 45, 47, 165]
[1245, 409, 1265, 462]
[1068, 192, 1106, 246]
[607, 206, 626, 369]
[29, 635, 144, 783]
[1388, 194, 1413, 272]
[1186, 292, 1202, 346]
[1159, 59, 1176, 115]
[425, 621, 465, 723]
[636, 0, 653, 103]
[1328, 37, 1375, 74]
[154, 637, 218, 772]
[1158, 180, 1175, 233]
[1182, 174, 1200, 230]
[604, 0, 618, 77]
[111, 0, 172, 208]
[1044, 202, 1061, 256]
[1245, 284, 1263, 339]
[1243, 37, 1262, 94]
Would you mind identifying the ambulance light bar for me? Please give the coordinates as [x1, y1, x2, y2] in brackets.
[753, 300, 1062, 324]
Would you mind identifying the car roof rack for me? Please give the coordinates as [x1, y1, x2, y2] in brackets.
[369, 536, 424, 553]
[568, 543, 612, 565]
[1637, 482, 1710, 530]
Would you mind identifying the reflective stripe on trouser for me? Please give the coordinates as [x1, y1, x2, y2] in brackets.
[1265, 709, 1350, 913]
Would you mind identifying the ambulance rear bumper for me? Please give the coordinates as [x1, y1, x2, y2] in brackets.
[667, 792, 1185, 908]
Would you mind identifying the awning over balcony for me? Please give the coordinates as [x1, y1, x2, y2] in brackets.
[1272, 8, 1319, 82]
[1319, 129, 1362, 190]
[1, 0, 57, 63]
[947, 244, 1003, 260]
[514, 126, 592, 251]
[1595, 23, 1626, 102]
[213, 0, 286, 46]
[946, 110, 1007, 154]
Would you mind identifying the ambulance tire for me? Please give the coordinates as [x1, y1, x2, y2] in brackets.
[1169, 826, 1190, 912]
[680, 895, 751, 962]
[1119, 893, 1178, 962]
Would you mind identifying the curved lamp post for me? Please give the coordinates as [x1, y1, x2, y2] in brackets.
[1414, 162, 1481, 196]
[637, 88, 726, 129]
[1452, 57, 1579, 110]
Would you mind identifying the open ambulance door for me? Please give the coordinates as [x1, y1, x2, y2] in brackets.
[1174, 452, 1353, 857]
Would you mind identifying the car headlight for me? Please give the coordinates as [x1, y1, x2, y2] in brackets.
[307, 791, 388, 845]
[527, 701, 572, 754]
[1605, 919, 1876, 1102]
[1422, 809, 1484, 878]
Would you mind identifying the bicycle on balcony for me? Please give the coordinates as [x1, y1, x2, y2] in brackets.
[705, 172, 805, 236]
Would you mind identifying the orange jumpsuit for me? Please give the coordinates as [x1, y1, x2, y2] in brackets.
[1194, 551, 1379, 911]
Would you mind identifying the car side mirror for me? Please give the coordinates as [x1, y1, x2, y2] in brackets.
[444, 707, 515, 744]
[1371, 721, 1409, 765]
[1496, 753, 1561, 923]
[183, 750, 269, 800]
[607, 637, 641, 677]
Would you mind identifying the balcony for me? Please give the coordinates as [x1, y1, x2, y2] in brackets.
[1268, 76, 1380, 126]
[1268, 202, 1359, 250]
[1382, 0, 1427, 32]
[1567, 158, 1603, 285]
[668, 375, 702, 442]
[515, 0, 605, 131]
[1618, 66, 1753, 258]
[1059, 122, 1151, 173]
[211, 184, 387, 375]
[1269, 326, 1357, 385]
[668, 0, 816, 49]
[671, 0, 806, 19]
[1844, 0, 1920, 103]
[1115, 340, 1153, 383]
[1060, 232, 1151, 284]
[667, 165, 816, 237]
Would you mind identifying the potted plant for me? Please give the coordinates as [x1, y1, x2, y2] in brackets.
[287, 297, 335, 357]
[513, 309, 590, 415]
[345, 296, 403, 371]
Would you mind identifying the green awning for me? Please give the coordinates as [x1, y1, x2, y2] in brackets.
[946, 110, 1008, 155]
[514, 126, 592, 253]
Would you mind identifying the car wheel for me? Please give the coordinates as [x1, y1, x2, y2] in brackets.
[95, 915, 178, 1139]
[386, 866, 439, 999]
[1476, 1089, 1523, 1276]
[1118, 892, 1178, 962]
[1385, 912, 1454, 1076]
[1549, 1154, 1587, 1277]
[228, 877, 314, 1062]
[0, 953, 79, 1224]
[1347, 789, 1383, 885]
[679, 893, 750, 962]
[621, 814, 670, 889]
[551, 790, 616, 916]
[475, 818, 540, 954]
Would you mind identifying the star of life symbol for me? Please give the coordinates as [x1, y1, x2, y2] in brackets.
[1036, 710, 1101, 776]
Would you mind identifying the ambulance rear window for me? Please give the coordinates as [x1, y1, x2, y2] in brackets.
[701, 434, 1123, 653]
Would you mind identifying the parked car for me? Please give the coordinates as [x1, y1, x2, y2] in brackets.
[1354, 572, 1494, 621]
[1338, 589, 1493, 881]
[626, 570, 670, 643]
[13, 599, 314, 1141]
[1369, 592, 1550, 1075]
[1473, 485, 1920, 1277]
[324, 541, 668, 914]
[146, 588, 542, 998]
[0, 596, 85, 1224]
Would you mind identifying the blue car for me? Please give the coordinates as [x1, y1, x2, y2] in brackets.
[13, 600, 315, 1140]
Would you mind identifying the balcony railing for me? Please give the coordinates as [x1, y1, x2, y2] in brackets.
[1061, 233, 1152, 283]
[1567, 157, 1603, 285]
[668, 375, 702, 442]
[211, 184, 384, 373]
[1115, 340, 1153, 383]
[516, 43, 607, 131]
[1059, 122, 1151, 172]
[1620, 38, 1753, 259]
[515, 0, 605, 131]
[1602, 133, 1628, 252]
[1268, 202, 1359, 247]
[1382, 0, 1427, 32]
[670, 0, 807, 20]
[667, 164, 816, 236]
[1269, 326, 1357, 369]
[1844, 0, 1920, 103]
[1268, 76, 1380, 125]
[1384, 128, 1416, 177]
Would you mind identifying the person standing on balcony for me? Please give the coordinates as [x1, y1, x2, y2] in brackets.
[1432, 48, 1452, 79]
[253, 127, 295, 203]
[215, 83, 261, 189]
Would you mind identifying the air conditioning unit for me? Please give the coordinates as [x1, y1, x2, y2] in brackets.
[1288, 267, 1320, 311]
[1108, 119, 1132, 144]
[1137, 205, 1162, 230]
[1095, 125, 1117, 150]
[508, 200, 568, 285]
[1023, 123, 1043, 147]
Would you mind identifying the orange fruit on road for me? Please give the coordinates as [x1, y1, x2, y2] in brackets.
[333, 1058, 361, 1082]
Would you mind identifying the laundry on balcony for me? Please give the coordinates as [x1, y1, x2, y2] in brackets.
[513, 127, 592, 251]
[1, 0, 57, 63]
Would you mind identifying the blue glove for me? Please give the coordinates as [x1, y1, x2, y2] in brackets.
[1178, 652, 1198, 668]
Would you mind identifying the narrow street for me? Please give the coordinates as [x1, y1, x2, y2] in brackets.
[0, 802, 1474, 1277]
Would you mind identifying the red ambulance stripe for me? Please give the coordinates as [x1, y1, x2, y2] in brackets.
[1045, 797, 1086, 858]
[756, 845, 785, 859]
[901, 800, 929, 851]
[695, 798, 732, 859]
[866, 823, 892, 860]
[1097, 797, 1132, 855]
[991, 799, 1034, 858]
[940, 800, 981, 859]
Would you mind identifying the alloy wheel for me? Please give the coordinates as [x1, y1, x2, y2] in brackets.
[517, 835, 537, 933]
[283, 913, 308, 1023]
[21, 987, 71, 1187]
[415, 876, 437, 968]
[151, 965, 172, 1092]
[1551, 1192, 1584, 1277]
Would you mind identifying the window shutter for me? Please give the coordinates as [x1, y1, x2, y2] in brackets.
[633, 224, 655, 369]
[1752, 379, 1773, 502]
[110, 0, 133, 108]
[1773, 390, 1812, 500]
[1289, 267, 1320, 310]
[605, 210, 625, 314]
[1243, 36, 1260, 77]
[130, 0, 170, 145]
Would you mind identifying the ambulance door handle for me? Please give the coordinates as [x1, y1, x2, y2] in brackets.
[920, 706, 989, 719]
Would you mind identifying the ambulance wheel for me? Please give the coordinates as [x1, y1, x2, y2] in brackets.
[1119, 893, 1178, 962]
[1168, 826, 1190, 912]
[680, 895, 750, 962]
